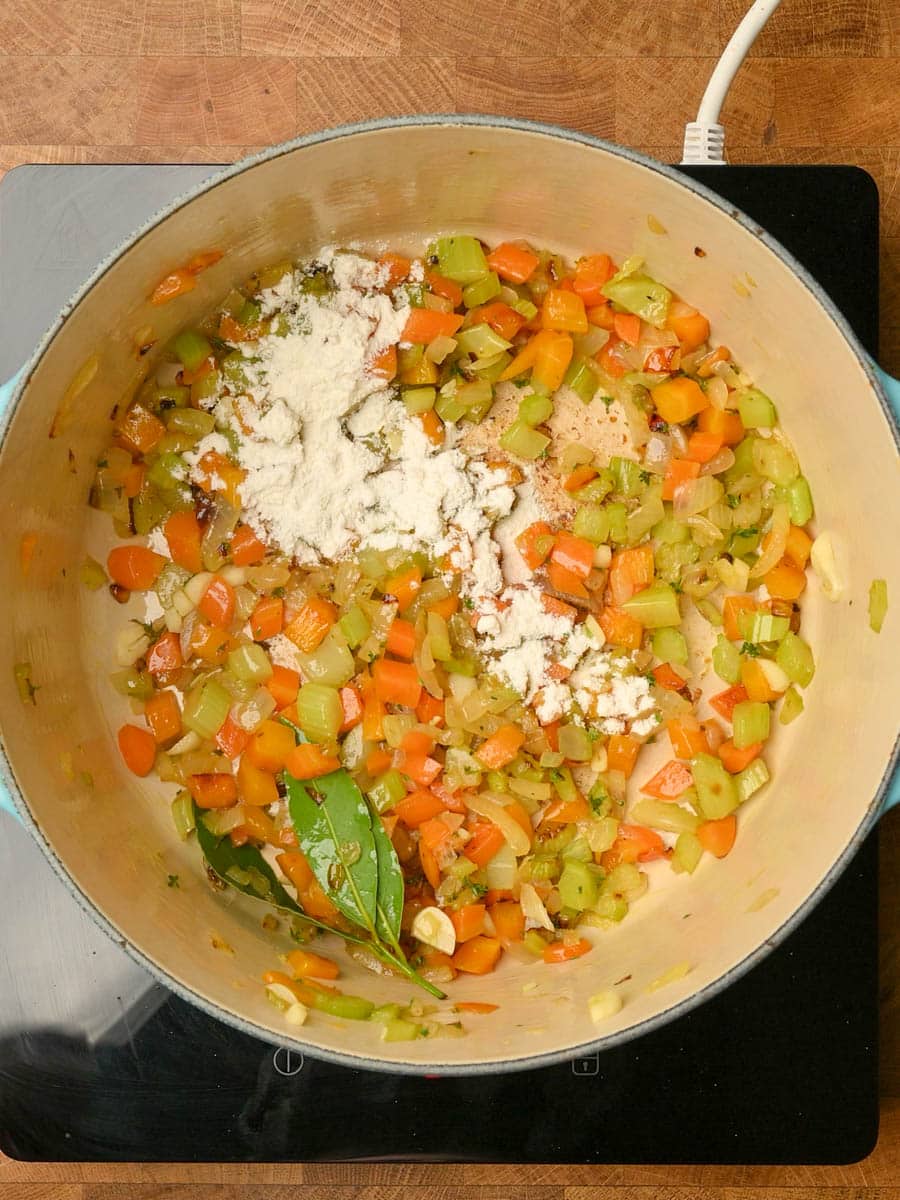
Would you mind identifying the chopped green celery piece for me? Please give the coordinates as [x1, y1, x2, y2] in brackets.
[297, 268, 332, 296]
[455, 323, 511, 358]
[788, 476, 814, 525]
[485, 770, 508, 793]
[171, 790, 196, 840]
[154, 561, 191, 607]
[626, 485, 665, 543]
[602, 273, 671, 328]
[730, 526, 761, 558]
[732, 700, 770, 750]
[655, 540, 700, 582]
[541, 750, 565, 769]
[511, 296, 538, 319]
[605, 502, 628, 544]
[80, 556, 107, 590]
[427, 611, 453, 661]
[576, 469, 615, 503]
[238, 298, 262, 326]
[110, 668, 154, 701]
[573, 503, 609, 544]
[499, 420, 550, 460]
[220, 353, 252, 389]
[434, 390, 468, 424]
[621, 582, 681, 628]
[652, 626, 688, 665]
[310, 991, 375, 1021]
[156, 430, 195, 456]
[558, 723, 593, 762]
[779, 685, 804, 725]
[295, 682, 343, 743]
[227, 643, 273, 684]
[550, 765, 579, 804]
[431, 235, 489, 284]
[369, 1003, 403, 1023]
[737, 388, 776, 428]
[691, 753, 739, 819]
[737, 611, 790, 644]
[472, 352, 512, 386]
[672, 831, 703, 875]
[558, 860, 600, 911]
[462, 271, 501, 308]
[172, 330, 212, 371]
[382, 1017, 425, 1042]
[398, 344, 424, 373]
[775, 631, 815, 686]
[402, 386, 436, 415]
[155, 383, 191, 409]
[368, 769, 407, 813]
[736, 757, 769, 802]
[395, 281, 425, 308]
[563, 357, 598, 403]
[518, 392, 554, 427]
[591, 894, 628, 921]
[147, 451, 188, 491]
[132, 488, 169, 536]
[561, 835, 592, 862]
[164, 407, 216, 441]
[443, 656, 478, 676]
[653, 511, 690, 544]
[609, 455, 645, 498]
[630, 797, 699, 835]
[694, 597, 724, 627]
[523, 930, 548, 957]
[456, 379, 493, 413]
[869, 578, 888, 634]
[183, 678, 231, 738]
[752, 438, 799, 486]
[712, 634, 742, 684]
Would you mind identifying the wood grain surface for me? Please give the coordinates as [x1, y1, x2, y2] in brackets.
[0, 1, 898, 1194]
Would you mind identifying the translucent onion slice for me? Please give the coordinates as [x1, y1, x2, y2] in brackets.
[748, 502, 790, 580]
[465, 792, 532, 857]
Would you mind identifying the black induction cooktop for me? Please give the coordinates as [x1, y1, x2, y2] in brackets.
[0, 163, 880, 1164]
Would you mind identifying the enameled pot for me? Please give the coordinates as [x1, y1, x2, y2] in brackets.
[1, 117, 898, 1074]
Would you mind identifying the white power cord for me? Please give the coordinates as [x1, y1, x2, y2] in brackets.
[681, 0, 783, 165]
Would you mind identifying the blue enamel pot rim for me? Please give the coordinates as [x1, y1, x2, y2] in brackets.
[0, 114, 898, 1077]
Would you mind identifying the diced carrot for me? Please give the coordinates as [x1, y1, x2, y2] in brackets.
[709, 684, 749, 722]
[117, 404, 166, 455]
[696, 345, 731, 378]
[640, 759, 693, 800]
[662, 457, 701, 501]
[360, 673, 385, 741]
[697, 814, 737, 858]
[338, 684, 363, 733]
[418, 408, 444, 445]
[541, 592, 578, 620]
[652, 662, 687, 692]
[718, 738, 761, 773]
[586, 302, 616, 329]
[250, 595, 284, 641]
[144, 689, 182, 744]
[667, 306, 710, 352]
[550, 531, 594, 580]
[564, 464, 598, 493]
[426, 271, 464, 306]
[686, 430, 724, 464]
[397, 751, 442, 788]
[394, 789, 447, 828]
[299, 877, 341, 923]
[180, 356, 214, 386]
[117, 723, 158, 776]
[697, 404, 744, 445]
[548, 560, 589, 599]
[486, 241, 540, 284]
[401, 308, 464, 344]
[452, 935, 502, 975]
[469, 301, 525, 341]
[146, 631, 183, 676]
[277, 850, 314, 893]
[722, 594, 758, 642]
[285, 743, 341, 780]
[368, 343, 397, 382]
[162, 510, 203, 574]
[455, 1001, 499, 1014]
[386, 617, 417, 660]
[286, 947, 340, 981]
[643, 345, 682, 374]
[230, 524, 267, 566]
[543, 794, 592, 823]
[608, 545, 654, 606]
[419, 816, 454, 860]
[465, 821, 506, 867]
[265, 664, 300, 709]
[542, 288, 588, 334]
[195, 450, 246, 510]
[418, 837, 443, 890]
[475, 723, 525, 770]
[188, 773, 238, 809]
[401, 729, 434, 756]
[613, 312, 641, 346]
[284, 595, 337, 653]
[607, 733, 640, 778]
[365, 748, 393, 776]
[372, 658, 422, 707]
[784, 524, 813, 570]
[244, 719, 296, 773]
[651, 376, 709, 424]
[515, 520, 555, 571]
[190, 621, 230, 664]
[572, 253, 615, 306]
[533, 331, 574, 391]
[489, 900, 525, 945]
[504, 800, 533, 846]
[741, 657, 782, 703]
[764, 560, 807, 601]
[123, 462, 145, 498]
[602, 823, 666, 867]
[218, 313, 251, 343]
[199, 576, 236, 628]
[599, 606, 644, 651]
[498, 330, 545, 381]
[107, 545, 165, 591]
[416, 692, 446, 727]
[427, 595, 459, 622]
[667, 716, 710, 759]
[237, 756, 280, 807]
[185, 249, 224, 274]
[377, 251, 411, 289]
[383, 565, 422, 613]
[151, 268, 196, 306]
[450, 904, 486, 943]
[543, 937, 592, 964]
[215, 712, 252, 759]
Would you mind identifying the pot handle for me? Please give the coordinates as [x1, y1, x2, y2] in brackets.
[0, 370, 24, 822]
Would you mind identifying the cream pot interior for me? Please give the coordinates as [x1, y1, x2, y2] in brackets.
[0, 120, 897, 1073]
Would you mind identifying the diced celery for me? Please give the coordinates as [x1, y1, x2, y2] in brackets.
[220, 352, 252, 390]
[427, 611, 453, 661]
[558, 723, 592, 762]
[653, 512, 690, 545]
[382, 1017, 424, 1042]
[155, 383, 191, 409]
[652, 626, 688, 665]
[631, 797, 700, 835]
[383, 713, 415, 748]
[602, 273, 671, 328]
[486, 770, 508, 793]
[227, 643, 273, 683]
[626, 485, 665, 543]
[298, 628, 355, 686]
[110, 668, 154, 701]
[443, 656, 479, 676]
[730, 526, 761, 558]
[164, 408, 216, 441]
[779, 685, 804, 725]
[869, 578, 888, 634]
[434, 389, 468, 424]
[712, 634, 741, 684]
[736, 388, 776, 428]
[132, 488, 170, 536]
[402, 386, 436, 415]
[605, 502, 628, 544]
[472, 352, 512, 386]
[736, 757, 769, 802]
[518, 392, 554, 427]
[558, 860, 600, 911]
[312, 992, 375, 1021]
[296, 682, 343, 744]
[430, 236, 489, 284]
[573, 503, 609, 544]
[575, 467, 615, 504]
[621, 582, 681, 628]
[561, 835, 593, 862]
[171, 790, 196, 840]
[609, 455, 645, 498]
[752, 438, 799, 486]
[147, 451, 188, 491]
[564, 357, 598, 403]
[654, 541, 700, 583]
[775, 631, 815, 686]
[590, 894, 629, 922]
[512, 297, 538, 320]
[183, 679, 231, 738]
[80, 556, 108, 590]
[172, 331, 212, 371]
[694, 597, 724, 627]
[455, 324, 511, 358]
[691, 753, 739, 819]
[523, 929, 548, 956]
[737, 611, 790, 644]
[499, 420, 550, 460]
[788, 476, 814, 525]
[672, 831, 704, 875]
[732, 700, 770, 749]
[368, 769, 407, 813]
[550, 765, 579, 804]
[462, 271, 501, 308]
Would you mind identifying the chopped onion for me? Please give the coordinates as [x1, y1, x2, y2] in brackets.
[179, 610, 198, 660]
[116, 621, 150, 667]
[700, 447, 735, 476]
[485, 841, 517, 890]
[156, 361, 182, 386]
[706, 376, 729, 410]
[673, 475, 724, 516]
[559, 443, 594, 475]
[748, 502, 789, 580]
[168, 730, 201, 756]
[520, 882, 554, 931]
[643, 432, 672, 474]
[669, 424, 689, 456]
[466, 792, 532, 857]
[810, 531, 844, 600]
[758, 657, 789, 694]
[184, 571, 214, 606]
